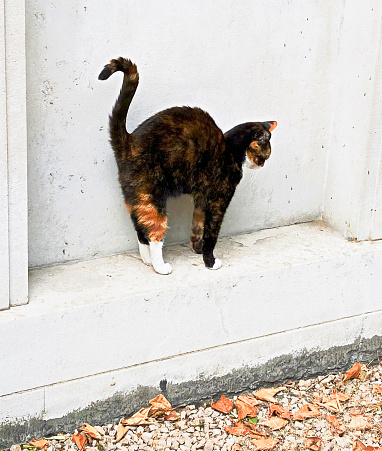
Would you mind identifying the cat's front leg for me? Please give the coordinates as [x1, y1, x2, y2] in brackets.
[202, 200, 230, 270]
[202, 236, 222, 270]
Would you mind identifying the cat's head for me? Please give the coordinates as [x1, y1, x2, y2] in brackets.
[245, 121, 277, 169]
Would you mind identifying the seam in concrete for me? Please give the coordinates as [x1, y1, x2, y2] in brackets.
[2, 308, 381, 400]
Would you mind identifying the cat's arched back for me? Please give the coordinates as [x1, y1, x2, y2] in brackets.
[99, 57, 277, 274]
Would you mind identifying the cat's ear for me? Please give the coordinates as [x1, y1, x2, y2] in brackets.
[263, 121, 277, 132]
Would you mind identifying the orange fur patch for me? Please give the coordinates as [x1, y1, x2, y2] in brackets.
[192, 208, 205, 227]
[124, 202, 132, 214]
[249, 141, 261, 151]
[133, 194, 168, 242]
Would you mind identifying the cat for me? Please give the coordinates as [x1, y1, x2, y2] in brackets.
[99, 57, 277, 275]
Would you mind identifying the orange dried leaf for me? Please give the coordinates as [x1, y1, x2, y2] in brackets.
[122, 406, 154, 426]
[292, 404, 321, 421]
[269, 404, 291, 420]
[330, 390, 349, 402]
[235, 397, 258, 421]
[251, 437, 278, 450]
[211, 394, 234, 414]
[79, 423, 102, 440]
[224, 422, 260, 437]
[29, 438, 49, 449]
[253, 387, 285, 403]
[326, 414, 345, 435]
[353, 439, 382, 451]
[115, 423, 129, 443]
[318, 398, 342, 413]
[149, 394, 172, 416]
[343, 362, 362, 382]
[304, 437, 322, 451]
[326, 414, 339, 427]
[373, 385, 382, 393]
[237, 394, 261, 406]
[164, 410, 179, 421]
[232, 446, 244, 451]
[71, 433, 87, 451]
[260, 417, 288, 430]
[348, 414, 373, 430]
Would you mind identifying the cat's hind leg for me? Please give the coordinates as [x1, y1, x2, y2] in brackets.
[189, 207, 204, 254]
[149, 241, 172, 275]
[132, 195, 172, 275]
[126, 201, 152, 266]
[136, 231, 152, 266]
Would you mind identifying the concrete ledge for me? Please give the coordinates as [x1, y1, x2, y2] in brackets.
[1, 324, 382, 447]
[1, 222, 382, 439]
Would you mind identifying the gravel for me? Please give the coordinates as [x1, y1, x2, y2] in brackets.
[8, 362, 382, 451]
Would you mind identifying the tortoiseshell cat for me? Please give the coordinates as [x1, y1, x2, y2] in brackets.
[99, 57, 277, 275]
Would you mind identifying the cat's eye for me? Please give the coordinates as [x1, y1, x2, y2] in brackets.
[257, 132, 270, 144]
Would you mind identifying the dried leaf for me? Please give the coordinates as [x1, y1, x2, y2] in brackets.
[326, 414, 345, 435]
[260, 417, 288, 430]
[330, 390, 349, 402]
[78, 423, 102, 440]
[269, 404, 291, 420]
[149, 394, 172, 417]
[211, 394, 234, 414]
[292, 404, 321, 421]
[28, 439, 48, 450]
[235, 397, 258, 421]
[343, 362, 363, 382]
[317, 398, 342, 413]
[115, 423, 129, 443]
[353, 439, 382, 450]
[164, 410, 179, 421]
[245, 422, 265, 437]
[224, 422, 260, 438]
[71, 433, 87, 451]
[373, 385, 382, 393]
[237, 394, 260, 406]
[232, 446, 244, 451]
[348, 414, 373, 430]
[251, 437, 278, 450]
[253, 387, 286, 403]
[121, 406, 154, 426]
[304, 437, 322, 451]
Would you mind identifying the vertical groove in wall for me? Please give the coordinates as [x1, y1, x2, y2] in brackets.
[4, 0, 29, 306]
[321, 8, 345, 220]
[0, 0, 10, 310]
[359, 17, 382, 241]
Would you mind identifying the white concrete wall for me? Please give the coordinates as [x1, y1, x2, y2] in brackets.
[26, 0, 344, 267]
[324, 1, 382, 241]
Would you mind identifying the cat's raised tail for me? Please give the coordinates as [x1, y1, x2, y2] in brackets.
[98, 57, 139, 159]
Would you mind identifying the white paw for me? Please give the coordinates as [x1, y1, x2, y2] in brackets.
[138, 242, 152, 265]
[141, 254, 152, 266]
[153, 262, 172, 275]
[209, 258, 222, 270]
